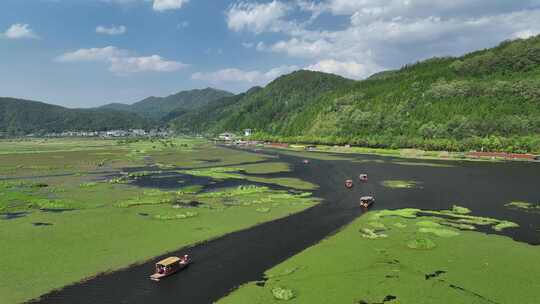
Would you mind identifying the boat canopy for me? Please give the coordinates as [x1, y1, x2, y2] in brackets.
[156, 257, 180, 266]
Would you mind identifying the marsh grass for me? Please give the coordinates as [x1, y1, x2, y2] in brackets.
[219, 208, 535, 304]
[0, 138, 320, 304]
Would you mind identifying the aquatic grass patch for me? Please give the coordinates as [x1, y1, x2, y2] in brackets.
[79, 182, 98, 188]
[407, 237, 437, 250]
[505, 201, 540, 213]
[369, 207, 519, 233]
[271, 287, 295, 301]
[392, 161, 454, 168]
[153, 211, 198, 220]
[418, 227, 460, 237]
[218, 209, 538, 304]
[360, 228, 388, 239]
[381, 180, 420, 189]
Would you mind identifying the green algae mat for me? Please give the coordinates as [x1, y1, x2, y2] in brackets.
[0, 138, 319, 304]
[218, 208, 540, 304]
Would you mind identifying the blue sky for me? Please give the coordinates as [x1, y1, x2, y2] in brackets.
[2, 0, 540, 108]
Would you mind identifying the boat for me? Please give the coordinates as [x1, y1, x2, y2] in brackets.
[359, 174, 368, 182]
[345, 179, 353, 188]
[150, 255, 191, 281]
[303, 159, 310, 164]
[359, 196, 375, 208]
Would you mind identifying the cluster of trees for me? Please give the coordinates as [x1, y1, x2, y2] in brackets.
[0, 98, 151, 136]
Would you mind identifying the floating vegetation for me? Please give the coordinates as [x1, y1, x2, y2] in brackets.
[418, 227, 460, 237]
[407, 237, 437, 250]
[115, 190, 175, 208]
[493, 221, 520, 231]
[392, 161, 454, 168]
[29, 198, 73, 210]
[449, 205, 471, 215]
[368, 222, 387, 229]
[181, 167, 242, 180]
[505, 201, 540, 213]
[360, 228, 388, 239]
[176, 185, 203, 195]
[371, 207, 519, 233]
[153, 211, 198, 220]
[79, 182, 98, 188]
[271, 287, 295, 301]
[381, 180, 420, 189]
[441, 221, 476, 230]
[393, 222, 407, 229]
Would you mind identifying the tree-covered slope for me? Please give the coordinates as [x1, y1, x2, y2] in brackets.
[0, 98, 151, 135]
[173, 36, 540, 153]
[172, 71, 356, 134]
[100, 88, 233, 120]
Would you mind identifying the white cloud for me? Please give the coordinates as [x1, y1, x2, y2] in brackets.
[153, 0, 188, 11]
[512, 29, 540, 39]
[3, 23, 38, 39]
[226, 1, 291, 33]
[102, 0, 188, 11]
[177, 21, 190, 29]
[238, 1, 540, 80]
[56, 46, 187, 75]
[306, 59, 381, 79]
[96, 25, 127, 35]
[192, 65, 299, 85]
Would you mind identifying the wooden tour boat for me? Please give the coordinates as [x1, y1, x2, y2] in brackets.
[345, 179, 354, 188]
[150, 255, 191, 281]
[360, 196, 375, 208]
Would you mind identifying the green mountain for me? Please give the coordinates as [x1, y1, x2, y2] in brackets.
[0, 97, 151, 135]
[171, 36, 540, 153]
[100, 88, 234, 120]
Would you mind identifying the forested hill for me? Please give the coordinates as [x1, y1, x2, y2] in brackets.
[172, 35, 540, 153]
[0, 98, 151, 135]
[99, 87, 233, 120]
[172, 70, 356, 134]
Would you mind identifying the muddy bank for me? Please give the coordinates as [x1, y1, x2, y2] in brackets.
[30, 148, 540, 304]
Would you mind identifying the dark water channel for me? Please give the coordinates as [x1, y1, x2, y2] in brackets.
[30, 148, 540, 304]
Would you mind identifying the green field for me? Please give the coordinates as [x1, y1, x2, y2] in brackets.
[0, 138, 318, 304]
[219, 207, 539, 304]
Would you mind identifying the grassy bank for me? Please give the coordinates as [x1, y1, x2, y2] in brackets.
[219, 207, 539, 304]
[0, 138, 319, 304]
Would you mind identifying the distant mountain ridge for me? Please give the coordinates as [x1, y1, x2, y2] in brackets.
[99, 88, 234, 120]
[0, 97, 151, 135]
